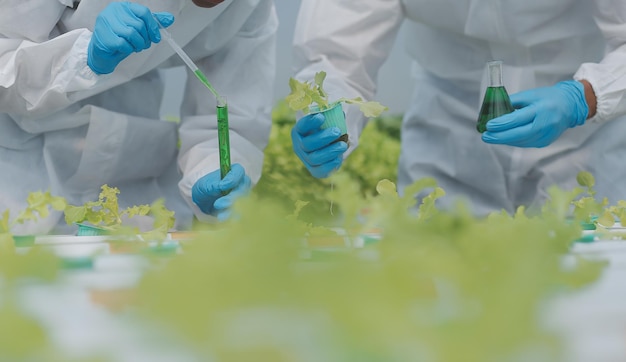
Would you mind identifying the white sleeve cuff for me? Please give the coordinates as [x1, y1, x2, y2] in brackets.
[574, 57, 626, 123]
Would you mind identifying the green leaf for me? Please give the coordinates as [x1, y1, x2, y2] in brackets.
[597, 210, 616, 228]
[0, 233, 13, 249]
[576, 171, 595, 189]
[291, 200, 310, 220]
[393, 177, 439, 212]
[33, 205, 50, 219]
[0, 301, 48, 358]
[286, 75, 330, 113]
[542, 185, 582, 220]
[15, 209, 36, 224]
[286, 78, 314, 113]
[64, 205, 87, 225]
[25, 191, 46, 209]
[99, 185, 120, 215]
[286, 88, 311, 113]
[341, 97, 389, 118]
[357, 101, 388, 118]
[619, 210, 626, 227]
[85, 210, 103, 225]
[49, 196, 67, 211]
[418, 187, 445, 221]
[147, 199, 175, 240]
[286, 72, 387, 119]
[140, 225, 169, 243]
[125, 205, 151, 218]
[310, 92, 329, 110]
[0, 210, 10, 234]
[376, 179, 397, 197]
[314, 71, 327, 98]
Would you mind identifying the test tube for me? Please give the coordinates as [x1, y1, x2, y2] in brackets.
[217, 96, 231, 179]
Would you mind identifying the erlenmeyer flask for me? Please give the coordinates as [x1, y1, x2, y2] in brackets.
[476, 61, 514, 133]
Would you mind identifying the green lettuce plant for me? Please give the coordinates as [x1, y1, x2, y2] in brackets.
[255, 100, 400, 223]
[285, 71, 388, 117]
[137, 172, 605, 362]
[64, 185, 175, 240]
[0, 191, 67, 246]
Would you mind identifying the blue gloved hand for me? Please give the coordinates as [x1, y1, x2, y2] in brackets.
[191, 164, 251, 221]
[88, 2, 174, 75]
[291, 113, 348, 178]
[482, 80, 588, 148]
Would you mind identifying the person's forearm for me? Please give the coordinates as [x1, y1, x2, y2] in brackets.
[580, 79, 597, 119]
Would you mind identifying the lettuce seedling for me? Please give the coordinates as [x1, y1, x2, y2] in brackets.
[0, 191, 67, 247]
[285, 71, 388, 117]
[64, 185, 175, 240]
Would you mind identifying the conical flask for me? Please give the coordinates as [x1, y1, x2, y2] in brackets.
[476, 61, 514, 133]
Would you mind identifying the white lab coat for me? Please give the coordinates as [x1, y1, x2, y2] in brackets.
[0, 0, 277, 233]
[294, 0, 626, 215]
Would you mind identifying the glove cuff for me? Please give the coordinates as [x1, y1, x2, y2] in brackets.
[556, 80, 588, 128]
[86, 39, 113, 75]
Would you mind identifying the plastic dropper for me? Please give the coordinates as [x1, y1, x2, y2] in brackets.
[154, 18, 221, 100]
[154, 17, 231, 179]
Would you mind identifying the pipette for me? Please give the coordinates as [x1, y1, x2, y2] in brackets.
[154, 17, 231, 179]
[154, 18, 221, 100]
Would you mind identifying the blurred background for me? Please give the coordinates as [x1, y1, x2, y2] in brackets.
[160, 0, 413, 117]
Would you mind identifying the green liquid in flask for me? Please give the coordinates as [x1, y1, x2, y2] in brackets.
[217, 97, 231, 179]
[476, 61, 514, 133]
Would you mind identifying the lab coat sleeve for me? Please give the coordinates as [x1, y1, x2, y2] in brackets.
[574, 0, 626, 123]
[0, 12, 172, 124]
[177, 0, 277, 222]
[292, 0, 404, 154]
[0, 28, 105, 120]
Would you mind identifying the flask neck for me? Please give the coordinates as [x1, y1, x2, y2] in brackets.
[488, 61, 504, 87]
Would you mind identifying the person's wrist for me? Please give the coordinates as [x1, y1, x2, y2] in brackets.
[579, 79, 597, 120]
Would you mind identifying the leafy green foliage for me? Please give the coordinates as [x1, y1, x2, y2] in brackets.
[0, 296, 109, 362]
[0, 195, 62, 285]
[338, 96, 388, 118]
[576, 171, 595, 191]
[138, 173, 605, 361]
[140, 199, 176, 242]
[0, 210, 9, 236]
[571, 172, 606, 225]
[0, 191, 67, 249]
[285, 71, 388, 117]
[0, 194, 72, 361]
[64, 185, 174, 240]
[569, 171, 625, 228]
[0, 191, 67, 234]
[0, 300, 48, 360]
[285, 75, 328, 112]
[606, 200, 626, 226]
[15, 191, 67, 225]
[0, 105, 618, 362]
[64, 185, 150, 227]
[255, 102, 401, 223]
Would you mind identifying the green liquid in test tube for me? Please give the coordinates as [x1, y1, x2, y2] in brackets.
[476, 61, 514, 133]
[217, 96, 231, 179]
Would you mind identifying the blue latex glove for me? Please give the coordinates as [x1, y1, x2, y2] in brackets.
[291, 113, 348, 178]
[87, 2, 174, 75]
[482, 80, 588, 148]
[191, 164, 251, 221]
